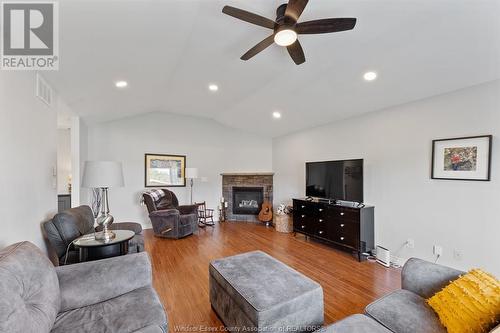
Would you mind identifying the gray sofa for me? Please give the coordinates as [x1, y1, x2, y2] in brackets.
[325, 258, 498, 333]
[0, 241, 167, 333]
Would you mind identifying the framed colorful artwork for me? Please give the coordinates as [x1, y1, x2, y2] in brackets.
[431, 135, 492, 181]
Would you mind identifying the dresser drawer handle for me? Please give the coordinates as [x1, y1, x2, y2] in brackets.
[301, 225, 306, 229]
[319, 208, 323, 212]
[301, 215, 305, 218]
[340, 212, 345, 216]
[301, 205, 305, 209]
[340, 237, 345, 241]
[318, 230, 324, 235]
[319, 219, 323, 222]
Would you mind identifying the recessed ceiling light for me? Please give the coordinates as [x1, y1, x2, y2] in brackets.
[115, 80, 128, 88]
[272, 111, 282, 119]
[208, 84, 219, 92]
[363, 71, 377, 81]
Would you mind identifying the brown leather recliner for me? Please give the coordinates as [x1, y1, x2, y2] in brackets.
[143, 189, 198, 239]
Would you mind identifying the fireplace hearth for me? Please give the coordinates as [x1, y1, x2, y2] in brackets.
[232, 187, 264, 215]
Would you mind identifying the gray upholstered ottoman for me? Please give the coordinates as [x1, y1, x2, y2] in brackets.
[209, 251, 324, 332]
[319, 314, 391, 333]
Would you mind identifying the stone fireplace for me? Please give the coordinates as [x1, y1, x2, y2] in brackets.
[221, 173, 273, 222]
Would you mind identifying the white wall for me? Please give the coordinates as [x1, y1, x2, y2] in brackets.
[57, 128, 71, 194]
[70, 116, 88, 207]
[273, 80, 500, 276]
[0, 72, 58, 250]
[85, 112, 273, 226]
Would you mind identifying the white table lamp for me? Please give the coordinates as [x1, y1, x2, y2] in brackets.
[82, 161, 124, 241]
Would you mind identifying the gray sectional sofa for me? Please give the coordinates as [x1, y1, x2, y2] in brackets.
[325, 258, 499, 333]
[0, 241, 167, 333]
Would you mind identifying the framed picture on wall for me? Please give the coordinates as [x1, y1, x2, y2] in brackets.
[145, 154, 186, 187]
[431, 135, 492, 181]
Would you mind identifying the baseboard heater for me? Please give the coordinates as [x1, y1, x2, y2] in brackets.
[376, 246, 391, 267]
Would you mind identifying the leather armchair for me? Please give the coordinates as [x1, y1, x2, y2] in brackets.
[143, 189, 198, 239]
[43, 205, 144, 265]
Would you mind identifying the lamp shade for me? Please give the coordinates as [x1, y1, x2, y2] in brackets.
[185, 168, 198, 179]
[82, 161, 124, 188]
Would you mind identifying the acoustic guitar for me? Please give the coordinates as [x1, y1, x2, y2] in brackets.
[258, 201, 273, 223]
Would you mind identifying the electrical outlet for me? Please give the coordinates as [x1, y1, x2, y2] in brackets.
[433, 245, 443, 256]
[453, 249, 463, 261]
[406, 239, 415, 249]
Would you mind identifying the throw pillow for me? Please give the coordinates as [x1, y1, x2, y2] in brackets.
[427, 269, 500, 333]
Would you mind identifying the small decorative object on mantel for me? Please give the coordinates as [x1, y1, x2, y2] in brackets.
[145, 153, 186, 187]
[274, 204, 293, 233]
[258, 201, 273, 226]
[431, 135, 492, 181]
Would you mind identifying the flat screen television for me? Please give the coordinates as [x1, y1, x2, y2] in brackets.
[306, 159, 363, 202]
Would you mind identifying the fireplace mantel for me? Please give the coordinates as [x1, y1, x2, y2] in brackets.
[222, 173, 274, 222]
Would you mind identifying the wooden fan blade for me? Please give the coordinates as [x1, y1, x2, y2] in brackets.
[241, 35, 275, 60]
[222, 6, 275, 30]
[286, 40, 305, 65]
[296, 18, 357, 34]
[285, 0, 309, 23]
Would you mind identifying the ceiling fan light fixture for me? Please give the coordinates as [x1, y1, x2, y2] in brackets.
[274, 28, 297, 46]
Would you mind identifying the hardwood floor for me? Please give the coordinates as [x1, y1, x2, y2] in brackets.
[144, 222, 401, 332]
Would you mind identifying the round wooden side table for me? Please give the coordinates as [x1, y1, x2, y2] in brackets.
[73, 230, 135, 262]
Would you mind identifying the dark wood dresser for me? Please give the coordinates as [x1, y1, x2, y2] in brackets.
[293, 198, 374, 261]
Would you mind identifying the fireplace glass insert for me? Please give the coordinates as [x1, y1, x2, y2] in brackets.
[232, 187, 264, 215]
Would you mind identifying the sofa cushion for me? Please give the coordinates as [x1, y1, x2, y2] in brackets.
[427, 269, 500, 333]
[320, 314, 392, 333]
[51, 286, 167, 333]
[365, 289, 446, 333]
[0, 242, 60, 333]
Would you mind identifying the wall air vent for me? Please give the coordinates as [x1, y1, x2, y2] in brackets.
[36, 73, 53, 106]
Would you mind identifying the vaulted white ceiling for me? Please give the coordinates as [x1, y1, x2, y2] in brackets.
[46, 0, 500, 137]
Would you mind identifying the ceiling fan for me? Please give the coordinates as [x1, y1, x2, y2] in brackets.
[222, 0, 357, 65]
